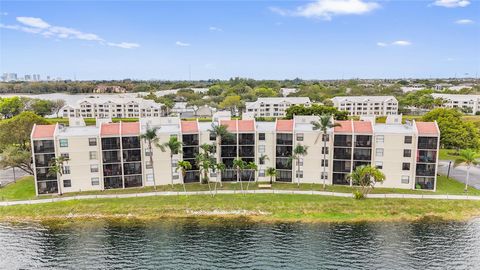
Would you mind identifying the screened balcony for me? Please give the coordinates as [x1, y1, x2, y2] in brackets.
[241, 170, 255, 181]
[276, 146, 292, 157]
[182, 134, 199, 146]
[239, 146, 255, 157]
[33, 140, 55, 153]
[333, 173, 350, 185]
[37, 180, 59, 194]
[276, 170, 292, 182]
[355, 135, 372, 147]
[276, 133, 293, 145]
[124, 175, 142, 188]
[239, 133, 255, 145]
[34, 153, 56, 167]
[415, 176, 435, 190]
[103, 150, 121, 163]
[221, 170, 237, 181]
[102, 137, 120, 150]
[334, 148, 352, 160]
[122, 137, 141, 149]
[221, 135, 237, 145]
[123, 162, 142, 175]
[417, 150, 437, 163]
[333, 160, 351, 173]
[276, 158, 292, 170]
[334, 135, 352, 147]
[353, 148, 372, 161]
[418, 137, 438, 149]
[123, 149, 141, 162]
[36, 168, 57, 181]
[416, 164, 436, 176]
[183, 147, 199, 159]
[353, 161, 371, 169]
[103, 164, 122, 176]
[221, 146, 237, 157]
[104, 176, 123, 189]
[184, 171, 200, 183]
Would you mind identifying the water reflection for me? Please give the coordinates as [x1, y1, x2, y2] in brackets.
[0, 219, 479, 269]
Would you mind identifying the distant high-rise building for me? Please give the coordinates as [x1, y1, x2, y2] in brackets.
[32, 74, 41, 81]
[24, 75, 32, 81]
[3, 73, 18, 82]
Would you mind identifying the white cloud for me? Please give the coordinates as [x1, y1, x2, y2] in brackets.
[1, 16, 139, 49]
[271, 0, 380, 20]
[107, 42, 140, 49]
[376, 42, 387, 47]
[391, 40, 411, 46]
[455, 19, 474, 24]
[17, 17, 50, 29]
[209, 26, 223, 32]
[1, 12, 7, 16]
[176, 41, 190, 47]
[433, 0, 470, 7]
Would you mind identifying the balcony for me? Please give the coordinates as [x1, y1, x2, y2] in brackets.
[123, 149, 141, 162]
[33, 140, 55, 153]
[104, 176, 123, 189]
[353, 148, 372, 161]
[353, 161, 371, 170]
[276, 158, 292, 170]
[37, 180, 59, 194]
[124, 175, 143, 188]
[355, 135, 372, 147]
[276, 133, 293, 145]
[416, 164, 436, 176]
[221, 170, 237, 182]
[415, 176, 435, 190]
[103, 150, 121, 163]
[36, 168, 57, 181]
[239, 146, 255, 157]
[102, 138, 120, 150]
[276, 170, 292, 182]
[122, 137, 140, 149]
[183, 146, 199, 159]
[333, 173, 350, 185]
[334, 135, 352, 147]
[221, 146, 237, 157]
[221, 135, 237, 145]
[123, 162, 142, 175]
[417, 150, 437, 163]
[34, 153, 56, 167]
[103, 164, 122, 176]
[276, 146, 292, 157]
[418, 137, 438, 149]
[333, 160, 351, 173]
[239, 134, 255, 145]
[182, 134, 199, 146]
[184, 171, 200, 183]
[334, 148, 352, 160]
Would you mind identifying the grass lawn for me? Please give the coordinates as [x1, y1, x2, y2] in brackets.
[2, 175, 479, 202]
[439, 148, 460, 161]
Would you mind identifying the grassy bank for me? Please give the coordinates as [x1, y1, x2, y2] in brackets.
[2, 175, 480, 201]
[1, 194, 479, 223]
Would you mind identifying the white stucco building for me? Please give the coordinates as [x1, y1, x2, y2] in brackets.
[245, 97, 311, 118]
[331, 96, 398, 116]
[431, 93, 480, 114]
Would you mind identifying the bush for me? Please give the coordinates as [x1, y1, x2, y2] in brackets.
[353, 190, 365, 200]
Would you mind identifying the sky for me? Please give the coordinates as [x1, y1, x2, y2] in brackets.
[0, 0, 479, 80]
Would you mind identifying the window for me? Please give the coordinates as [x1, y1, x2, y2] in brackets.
[145, 149, 152, 156]
[298, 158, 303, 166]
[258, 145, 266, 153]
[321, 172, 328, 179]
[322, 134, 329, 142]
[146, 174, 154, 182]
[259, 170, 265, 177]
[375, 135, 384, 143]
[63, 179, 71, 188]
[404, 149, 412, 158]
[322, 147, 329, 155]
[210, 172, 217, 177]
[402, 162, 410, 171]
[376, 148, 384, 157]
[146, 160, 153, 169]
[404, 136, 413, 144]
[172, 159, 178, 167]
[172, 174, 179, 180]
[61, 153, 69, 159]
[89, 151, 97, 160]
[91, 177, 100, 186]
[321, 159, 328, 167]
[209, 132, 216, 141]
[258, 133, 265, 141]
[401, 175, 410, 184]
[90, 164, 99, 173]
[63, 166, 71, 174]
[259, 157, 265, 165]
[59, 139, 68, 147]
[296, 171, 303, 178]
[375, 161, 383, 169]
[296, 133, 304, 141]
[89, 138, 97, 146]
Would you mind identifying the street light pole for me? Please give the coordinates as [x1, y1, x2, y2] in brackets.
[447, 161, 452, 178]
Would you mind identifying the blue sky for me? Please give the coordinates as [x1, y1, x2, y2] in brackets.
[1, 0, 479, 80]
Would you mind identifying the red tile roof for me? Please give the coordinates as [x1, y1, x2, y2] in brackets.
[220, 120, 237, 132]
[181, 121, 198, 133]
[353, 121, 373, 134]
[237, 120, 255, 132]
[334, 120, 353, 133]
[101, 123, 120, 136]
[276, 120, 294, 132]
[121, 122, 140, 136]
[32, 125, 56, 139]
[415, 121, 439, 136]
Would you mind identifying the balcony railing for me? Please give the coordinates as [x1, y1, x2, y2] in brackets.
[102, 138, 120, 150]
[276, 158, 292, 170]
[276, 146, 292, 157]
[123, 150, 141, 162]
[33, 140, 55, 153]
[34, 154, 55, 167]
[418, 137, 438, 149]
[122, 137, 141, 149]
[334, 148, 352, 160]
[334, 135, 352, 147]
[221, 146, 237, 157]
[123, 163, 142, 175]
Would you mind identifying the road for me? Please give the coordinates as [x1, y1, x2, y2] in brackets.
[0, 168, 28, 187]
[438, 161, 480, 189]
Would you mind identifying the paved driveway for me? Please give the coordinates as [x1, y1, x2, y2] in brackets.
[438, 161, 480, 189]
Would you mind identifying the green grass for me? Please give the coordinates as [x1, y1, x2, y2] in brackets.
[2, 175, 479, 202]
[439, 148, 460, 161]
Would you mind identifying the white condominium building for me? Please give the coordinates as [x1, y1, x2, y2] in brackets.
[431, 94, 480, 115]
[31, 115, 439, 195]
[331, 96, 398, 116]
[245, 97, 311, 118]
[61, 96, 163, 118]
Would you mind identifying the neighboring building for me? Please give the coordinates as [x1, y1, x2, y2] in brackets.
[2, 73, 18, 82]
[245, 97, 311, 118]
[331, 96, 398, 116]
[281, 88, 298, 97]
[30, 115, 440, 195]
[93, 85, 127, 94]
[447, 85, 474, 91]
[61, 96, 163, 118]
[194, 105, 215, 118]
[431, 93, 480, 114]
[401, 84, 425, 93]
[171, 102, 196, 117]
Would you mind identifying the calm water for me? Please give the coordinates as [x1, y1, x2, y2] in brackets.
[0, 219, 479, 269]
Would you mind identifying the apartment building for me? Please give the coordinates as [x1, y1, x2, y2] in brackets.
[331, 96, 398, 116]
[431, 93, 480, 114]
[30, 115, 439, 195]
[245, 97, 311, 118]
[61, 96, 163, 118]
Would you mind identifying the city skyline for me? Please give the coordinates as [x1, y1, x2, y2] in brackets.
[1, 0, 479, 80]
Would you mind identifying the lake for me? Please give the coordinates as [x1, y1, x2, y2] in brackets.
[0, 218, 479, 269]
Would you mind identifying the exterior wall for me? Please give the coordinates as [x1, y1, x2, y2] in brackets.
[145, 132, 180, 186]
[256, 130, 275, 182]
[332, 97, 398, 116]
[294, 131, 332, 184]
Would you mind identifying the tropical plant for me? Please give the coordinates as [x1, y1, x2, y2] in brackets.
[158, 136, 183, 187]
[233, 158, 247, 192]
[454, 149, 480, 192]
[176, 160, 191, 193]
[48, 156, 69, 195]
[140, 127, 159, 189]
[245, 161, 258, 190]
[311, 115, 340, 189]
[291, 144, 308, 187]
[208, 123, 232, 186]
[258, 154, 269, 165]
[347, 165, 386, 199]
[266, 167, 277, 185]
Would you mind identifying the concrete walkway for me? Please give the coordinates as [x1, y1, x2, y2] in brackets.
[1, 189, 479, 207]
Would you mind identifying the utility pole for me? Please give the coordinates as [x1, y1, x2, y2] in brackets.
[447, 161, 452, 179]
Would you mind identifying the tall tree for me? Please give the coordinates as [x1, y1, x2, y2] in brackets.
[159, 136, 183, 187]
[208, 123, 232, 188]
[176, 160, 191, 193]
[140, 128, 159, 190]
[0, 145, 34, 175]
[311, 115, 340, 189]
[52, 99, 66, 118]
[48, 156, 70, 195]
[245, 161, 258, 190]
[233, 158, 246, 192]
[291, 144, 308, 187]
[0, 112, 48, 150]
[0, 97, 24, 118]
[454, 149, 480, 192]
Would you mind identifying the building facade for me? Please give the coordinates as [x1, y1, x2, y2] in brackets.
[31, 115, 440, 195]
[431, 93, 480, 115]
[331, 96, 398, 116]
[61, 96, 163, 118]
[245, 97, 311, 118]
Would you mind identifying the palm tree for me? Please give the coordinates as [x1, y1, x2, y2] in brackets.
[158, 136, 183, 187]
[208, 123, 232, 186]
[245, 161, 258, 190]
[347, 165, 385, 198]
[140, 127, 159, 190]
[311, 115, 340, 190]
[213, 162, 226, 195]
[233, 158, 246, 192]
[176, 160, 191, 193]
[454, 149, 480, 192]
[48, 156, 69, 195]
[291, 144, 308, 187]
[266, 167, 277, 185]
